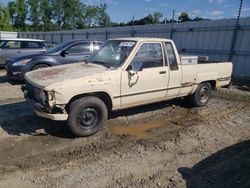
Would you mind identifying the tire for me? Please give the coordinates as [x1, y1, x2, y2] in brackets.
[67, 96, 108, 137]
[190, 83, 212, 107]
[32, 64, 49, 71]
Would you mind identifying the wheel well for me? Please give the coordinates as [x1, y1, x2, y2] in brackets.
[66, 92, 113, 113]
[202, 80, 216, 90]
[31, 63, 51, 70]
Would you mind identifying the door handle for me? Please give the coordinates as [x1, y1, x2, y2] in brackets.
[159, 71, 167, 74]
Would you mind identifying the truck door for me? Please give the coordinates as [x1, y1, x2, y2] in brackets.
[164, 42, 182, 99]
[121, 42, 169, 107]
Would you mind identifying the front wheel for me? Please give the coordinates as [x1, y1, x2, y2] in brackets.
[190, 83, 212, 107]
[67, 96, 108, 137]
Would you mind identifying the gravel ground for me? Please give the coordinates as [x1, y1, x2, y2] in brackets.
[0, 69, 249, 188]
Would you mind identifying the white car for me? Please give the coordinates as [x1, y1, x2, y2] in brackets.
[0, 38, 46, 67]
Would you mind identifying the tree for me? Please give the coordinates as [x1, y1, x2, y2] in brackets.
[7, 1, 17, 25]
[0, 3, 13, 31]
[53, 0, 86, 30]
[3, 1, 210, 32]
[95, 4, 111, 27]
[85, 5, 98, 27]
[53, 0, 63, 30]
[152, 12, 163, 23]
[27, 0, 40, 31]
[14, 0, 27, 31]
[178, 12, 191, 22]
[40, 0, 53, 31]
[65, 0, 86, 29]
[193, 17, 207, 21]
[127, 12, 163, 26]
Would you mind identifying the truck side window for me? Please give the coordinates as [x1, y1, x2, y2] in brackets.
[132, 43, 163, 69]
[165, 43, 178, 70]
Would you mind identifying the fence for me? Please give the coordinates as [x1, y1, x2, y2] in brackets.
[18, 17, 250, 82]
[0, 31, 18, 39]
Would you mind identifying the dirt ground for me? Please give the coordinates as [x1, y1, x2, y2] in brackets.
[0, 69, 249, 188]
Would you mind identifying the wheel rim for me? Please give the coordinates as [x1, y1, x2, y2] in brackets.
[198, 86, 210, 104]
[77, 107, 99, 129]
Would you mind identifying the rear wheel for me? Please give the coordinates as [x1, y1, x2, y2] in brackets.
[32, 64, 49, 71]
[190, 83, 212, 107]
[67, 96, 108, 137]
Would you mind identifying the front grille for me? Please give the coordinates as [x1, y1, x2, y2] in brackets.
[7, 70, 12, 76]
[24, 80, 41, 102]
[24, 80, 52, 113]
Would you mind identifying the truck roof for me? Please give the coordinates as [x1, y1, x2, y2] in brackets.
[109, 37, 173, 42]
[0, 38, 44, 42]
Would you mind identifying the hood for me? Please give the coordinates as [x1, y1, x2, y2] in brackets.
[25, 62, 108, 89]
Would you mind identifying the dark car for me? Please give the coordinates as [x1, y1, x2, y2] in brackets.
[0, 38, 46, 67]
[5, 40, 103, 81]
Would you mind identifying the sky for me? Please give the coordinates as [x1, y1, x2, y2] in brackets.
[1, 0, 250, 22]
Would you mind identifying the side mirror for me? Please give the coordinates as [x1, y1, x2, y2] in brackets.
[132, 61, 143, 72]
[129, 61, 143, 76]
[60, 50, 69, 57]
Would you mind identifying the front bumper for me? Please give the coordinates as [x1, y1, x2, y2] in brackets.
[6, 65, 26, 81]
[34, 109, 68, 121]
[23, 86, 68, 121]
[0, 63, 5, 68]
[26, 97, 68, 121]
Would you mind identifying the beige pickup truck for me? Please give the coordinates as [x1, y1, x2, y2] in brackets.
[23, 38, 232, 137]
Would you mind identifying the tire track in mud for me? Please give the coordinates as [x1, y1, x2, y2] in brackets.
[0, 97, 249, 181]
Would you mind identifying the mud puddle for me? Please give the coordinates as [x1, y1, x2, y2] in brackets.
[109, 109, 191, 139]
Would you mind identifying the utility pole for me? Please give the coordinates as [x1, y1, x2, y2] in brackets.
[132, 15, 135, 37]
[170, 9, 175, 39]
[228, 0, 243, 82]
[228, 0, 243, 62]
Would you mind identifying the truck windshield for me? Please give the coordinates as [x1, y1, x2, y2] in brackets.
[88, 40, 136, 68]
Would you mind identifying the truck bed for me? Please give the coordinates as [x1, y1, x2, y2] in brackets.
[179, 61, 232, 96]
[198, 60, 227, 64]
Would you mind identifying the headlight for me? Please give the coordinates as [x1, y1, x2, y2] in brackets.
[47, 91, 55, 101]
[12, 59, 32, 66]
[35, 89, 48, 104]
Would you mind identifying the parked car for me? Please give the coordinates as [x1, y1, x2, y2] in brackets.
[22, 37, 232, 137]
[0, 38, 46, 67]
[44, 42, 57, 49]
[6, 40, 103, 81]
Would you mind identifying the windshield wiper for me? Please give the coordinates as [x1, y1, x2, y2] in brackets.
[89, 61, 112, 69]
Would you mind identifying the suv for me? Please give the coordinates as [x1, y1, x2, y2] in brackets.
[0, 38, 46, 67]
[6, 40, 103, 81]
